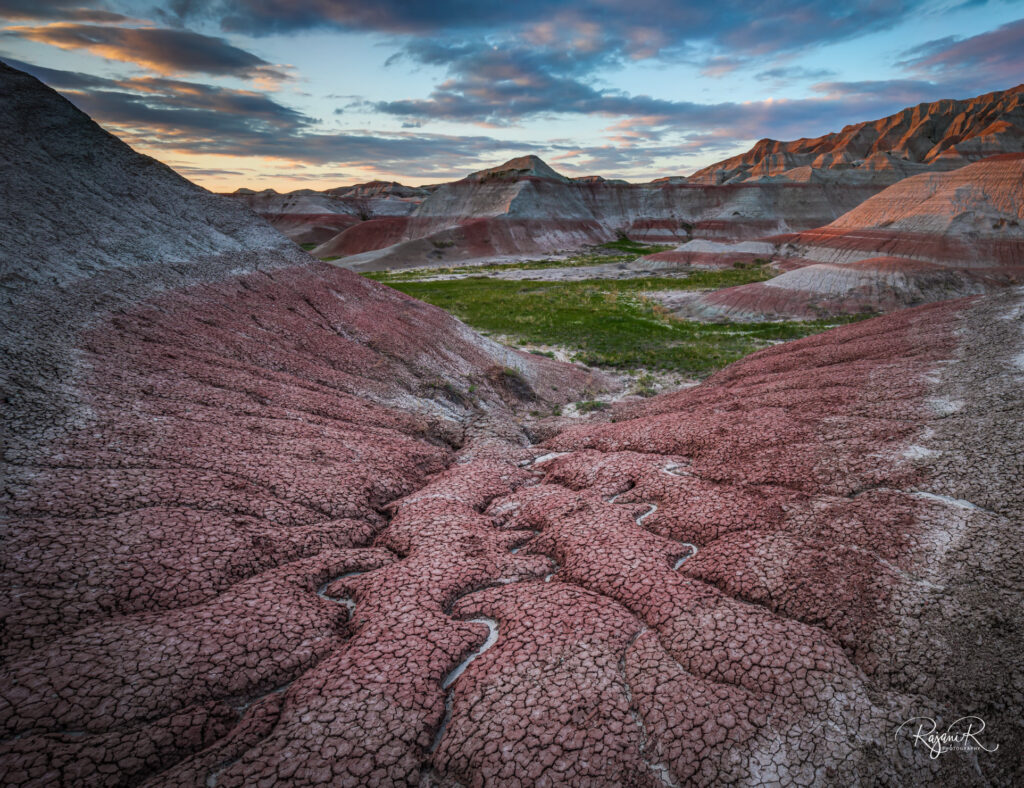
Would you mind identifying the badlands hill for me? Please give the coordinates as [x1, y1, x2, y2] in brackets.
[466, 153, 570, 182]
[230, 181, 435, 245]
[315, 155, 879, 270]
[691, 84, 1024, 185]
[2, 61, 1022, 787]
[234, 85, 1024, 269]
[670, 154, 1024, 320]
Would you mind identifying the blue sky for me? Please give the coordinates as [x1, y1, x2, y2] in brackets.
[2, 0, 1021, 190]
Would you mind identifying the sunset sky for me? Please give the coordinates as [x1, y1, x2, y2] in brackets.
[2, 0, 1022, 191]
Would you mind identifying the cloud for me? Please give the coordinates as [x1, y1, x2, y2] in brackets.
[374, 38, 645, 124]
[899, 18, 1024, 87]
[808, 78, 950, 105]
[699, 55, 748, 77]
[4, 56, 306, 141]
[372, 36, 957, 144]
[168, 128, 515, 177]
[5, 54, 698, 181]
[4, 22, 289, 81]
[171, 164, 245, 179]
[189, 1, 604, 36]
[0, 0, 130, 22]
[164, 0, 934, 71]
[0, 55, 112, 88]
[756, 65, 837, 82]
[2, 56, 516, 176]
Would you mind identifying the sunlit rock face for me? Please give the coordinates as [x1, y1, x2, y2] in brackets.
[690, 84, 1024, 185]
[2, 61, 1022, 787]
[664, 155, 1024, 320]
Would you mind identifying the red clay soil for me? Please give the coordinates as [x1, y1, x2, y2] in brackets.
[321, 169, 881, 269]
[5, 285, 1023, 786]
[621, 218, 693, 243]
[786, 154, 1024, 269]
[432, 217, 609, 258]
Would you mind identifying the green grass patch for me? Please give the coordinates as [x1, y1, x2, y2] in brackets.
[299, 242, 318, 251]
[597, 237, 672, 255]
[364, 242, 675, 281]
[374, 273, 866, 377]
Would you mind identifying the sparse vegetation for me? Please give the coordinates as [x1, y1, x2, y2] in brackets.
[300, 242, 318, 251]
[364, 241, 674, 281]
[576, 399, 610, 413]
[631, 373, 658, 397]
[371, 272, 866, 377]
[597, 235, 670, 255]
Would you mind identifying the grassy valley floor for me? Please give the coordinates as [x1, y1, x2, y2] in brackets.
[365, 264, 863, 380]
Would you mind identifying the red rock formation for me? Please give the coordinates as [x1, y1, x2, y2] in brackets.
[788, 153, 1024, 267]
[691, 84, 1024, 184]
[311, 216, 412, 257]
[673, 155, 1024, 319]
[326, 160, 878, 271]
[249, 85, 1024, 263]
[3, 62, 1022, 787]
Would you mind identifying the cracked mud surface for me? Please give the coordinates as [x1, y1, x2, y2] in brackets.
[2, 63, 1023, 786]
[5, 289, 1022, 786]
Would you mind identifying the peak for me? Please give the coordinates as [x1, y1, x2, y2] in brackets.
[690, 83, 1024, 183]
[0, 60, 290, 290]
[467, 155, 568, 182]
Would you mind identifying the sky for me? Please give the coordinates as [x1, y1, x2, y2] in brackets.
[2, 1, 1022, 192]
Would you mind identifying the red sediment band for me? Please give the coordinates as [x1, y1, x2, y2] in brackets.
[315, 216, 411, 256]
[791, 227, 1024, 268]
